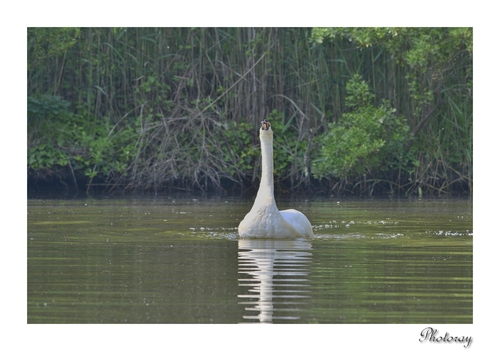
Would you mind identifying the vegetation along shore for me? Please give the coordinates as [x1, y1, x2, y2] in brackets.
[28, 28, 472, 197]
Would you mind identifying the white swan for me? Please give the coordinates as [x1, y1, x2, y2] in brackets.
[238, 120, 314, 239]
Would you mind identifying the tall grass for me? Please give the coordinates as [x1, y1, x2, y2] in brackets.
[27, 27, 472, 195]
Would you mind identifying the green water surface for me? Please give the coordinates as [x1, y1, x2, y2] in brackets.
[27, 197, 472, 323]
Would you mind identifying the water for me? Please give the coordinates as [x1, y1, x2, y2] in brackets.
[27, 197, 472, 324]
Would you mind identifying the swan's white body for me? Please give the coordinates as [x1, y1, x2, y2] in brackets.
[238, 121, 313, 239]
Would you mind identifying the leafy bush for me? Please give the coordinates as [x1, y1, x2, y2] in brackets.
[221, 121, 256, 177]
[28, 95, 137, 187]
[312, 75, 411, 179]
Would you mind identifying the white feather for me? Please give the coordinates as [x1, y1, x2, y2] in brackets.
[238, 122, 313, 239]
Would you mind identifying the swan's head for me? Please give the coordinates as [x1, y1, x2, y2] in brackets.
[260, 119, 273, 140]
[261, 119, 271, 131]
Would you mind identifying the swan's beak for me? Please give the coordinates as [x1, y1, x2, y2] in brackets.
[261, 120, 271, 131]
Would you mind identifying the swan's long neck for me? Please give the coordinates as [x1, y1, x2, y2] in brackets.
[260, 133, 274, 195]
[256, 130, 275, 202]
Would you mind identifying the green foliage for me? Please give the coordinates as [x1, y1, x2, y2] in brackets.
[345, 74, 375, 108]
[28, 143, 69, 169]
[28, 95, 72, 169]
[27, 27, 472, 195]
[313, 75, 411, 179]
[221, 121, 256, 176]
[28, 95, 137, 184]
[28, 95, 70, 121]
[28, 28, 81, 64]
[310, 27, 471, 194]
[267, 110, 307, 178]
[311, 27, 472, 66]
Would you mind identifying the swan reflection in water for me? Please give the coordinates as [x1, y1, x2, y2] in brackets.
[238, 239, 313, 323]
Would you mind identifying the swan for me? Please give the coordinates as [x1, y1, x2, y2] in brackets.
[238, 120, 314, 239]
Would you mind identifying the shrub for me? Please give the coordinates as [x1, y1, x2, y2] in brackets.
[312, 75, 411, 180]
